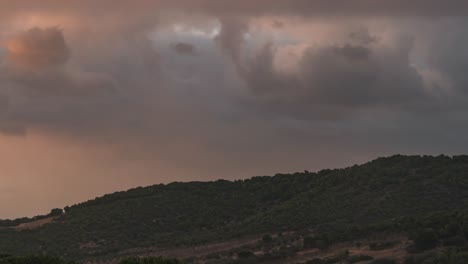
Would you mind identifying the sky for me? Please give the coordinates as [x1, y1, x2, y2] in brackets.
[1, 0, 468, 219]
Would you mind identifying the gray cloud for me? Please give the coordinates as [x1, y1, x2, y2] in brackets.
[215, 18, 248, 72]
[349, 28, 379, 45]
[271, 20, 284, 28]
[425, 19, 468, 93]
[215, 24, 427, 120]
[1, 1, 468, 19]
[6, 27, 70, 70]
[171, 42, 196, 55]
[0, 27, 120, 135]
[1, 28, 114, 95]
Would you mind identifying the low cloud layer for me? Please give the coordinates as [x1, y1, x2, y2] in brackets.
[172, 42, 196, 55]
[1, 0, 468, 18]
[1, 1, 468, 218]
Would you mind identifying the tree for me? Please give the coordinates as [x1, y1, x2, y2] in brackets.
[262, 234, 273, 243]
[49, 208, 64, 217]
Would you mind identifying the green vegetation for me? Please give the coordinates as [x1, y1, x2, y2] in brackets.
[0, 255, 76, 264]
[370, 259, 396, 264]
[348, 254, 374, 263]
[411, 228, 439, 251]
[0, 256, 181, 264]
[0, 209, 63, 228]
[120, 257, 182, 264]
[2, 155, 468, 262]
[404, 248, 468, 264]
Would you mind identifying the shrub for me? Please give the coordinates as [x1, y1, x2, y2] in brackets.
[306, 259, 324, 264]
[0, 255, 77, 264]
[370, 258, 396, 264]
[262, 234, 273, 243]
[443, 236, 467, 247]
[412, 228, 439, 251]
[304, 236, 330, 250]
[237, 251, 255, 259]
[348, 254, 374, 263]
[119, 257, 182, 264]
[369, 241, 397, 251]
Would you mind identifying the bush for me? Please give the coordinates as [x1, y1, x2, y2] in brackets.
[369, 241, 397, 251]
[0, 255, 76, 264]
[119, 257, 182, 264]
[237, 251, 255, 259]
[370, 258, 396, 264]
[306, 259, 324, 264]
[412, 228, 439, 251]
[404, 252, 438, 264]
[304, 236, 329, 250]
[348, 254, 374, 263]
[262, 234, 273, 243]
[443, 236, 467, 247]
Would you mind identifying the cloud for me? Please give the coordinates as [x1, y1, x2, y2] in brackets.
[2, 27, 114, 95]
[215, 18, 248, 71]
[348, 28, 379, 45]
[0, 124, 26, 136]
[1, 0, 468, 19]
[214, 22, 427, 119]
[171, 42, 196, 55]
[7, 27, 70, 70]
[0, 96, 26, 136]
[0, 27, 120, 136]
[271, 20, 284, 28]
[424, 19, 468, 93]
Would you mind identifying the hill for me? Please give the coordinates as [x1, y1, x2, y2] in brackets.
[2, 155, 468, 262]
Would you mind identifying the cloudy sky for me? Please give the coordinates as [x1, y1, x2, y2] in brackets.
[1, 0, 468, 218]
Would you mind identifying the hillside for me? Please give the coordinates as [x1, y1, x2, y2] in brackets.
[2, 155, 468, 262]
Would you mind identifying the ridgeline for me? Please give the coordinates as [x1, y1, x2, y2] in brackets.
[2, 155, 468, 262]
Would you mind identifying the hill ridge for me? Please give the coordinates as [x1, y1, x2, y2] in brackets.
[2, 154, 468, 261]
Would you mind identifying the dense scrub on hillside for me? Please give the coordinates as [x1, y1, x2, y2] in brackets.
[0, 209, 63, 228]
[2, 155, 468, 261]
[0, 255, 76, 264]
[120, 257, 183, 264]
[0, 256, 180, 264]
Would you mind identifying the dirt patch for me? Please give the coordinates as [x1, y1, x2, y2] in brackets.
[14, 216, 57, 231]
[287, 236, 411, 264]
[349, 241, 410, 263]
[146, 238, 256, 259]
[95, 236, 262, 264]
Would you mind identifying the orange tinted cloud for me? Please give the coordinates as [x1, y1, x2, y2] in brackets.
[7, 27, 70, 70]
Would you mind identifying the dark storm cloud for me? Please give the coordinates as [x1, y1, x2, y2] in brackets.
[215, 23, 426, 119]
[1, 0, 468, 18]
[424, 19, 468, 93]
[349, 29, 379, 45]
[0, 2, 464, 137]
[215, 18, 248, 71]
[171, 42, 196, 55]
[0, 27, 121, 135]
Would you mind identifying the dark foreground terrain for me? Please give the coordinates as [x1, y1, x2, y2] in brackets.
[2, 155, 468, 263]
